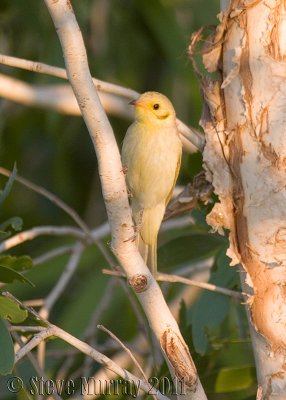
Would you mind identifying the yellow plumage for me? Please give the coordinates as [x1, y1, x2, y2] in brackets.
[122, 92, 182, 276]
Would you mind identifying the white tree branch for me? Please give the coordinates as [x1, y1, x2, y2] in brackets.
[0, 55, 204, 151]
[0, 226, 88, 253]
[14, 324, 168, 400]
[39, 243, 83, 318]
[0, 54, 138, 98]
[97, 324, 149, 384]
[43, 1, 206, 398]
[0, 73, 133, 119]
[102, 269, 243, 299]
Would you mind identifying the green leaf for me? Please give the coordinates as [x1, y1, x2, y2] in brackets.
[191, 291, 230, 355]
[158, 233, 226, 269]
[211, 250, 239, 287]
[0, 296, 28, 323]
[190, 248, 240, 355]
[0, 231, 10, 241]
[0, 255, 33, 272]
[0, 217, 23, 241]
[0, 217, 23, 233]
[0, 163, 17, 205]
[0, 266, 34, 286]
[17, 385, 33, 400]
[215, 365, 256, 393]
[0, 318, 14, 375]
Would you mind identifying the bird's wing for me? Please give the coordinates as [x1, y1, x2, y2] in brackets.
[166, 150, 182, 206]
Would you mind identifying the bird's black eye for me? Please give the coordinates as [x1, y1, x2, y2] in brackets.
[153, 103, 160, 110]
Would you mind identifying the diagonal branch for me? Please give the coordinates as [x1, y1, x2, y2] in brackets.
[102, 269, 243, 299]
[0, 166, 91, 235]
[0, 55, 204, 151]
[0, 225, 89, 253]
[6, 291, 166, 399]
[97, 324, 149, 383]
[14, 325, 168, 400]
[43, 1, 207, 399]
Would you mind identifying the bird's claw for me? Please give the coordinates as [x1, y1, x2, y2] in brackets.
[122, 165, 128, 175]
[124, 209, 143, 242]
[124, 230, 138, 243]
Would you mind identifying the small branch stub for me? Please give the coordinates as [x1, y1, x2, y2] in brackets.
[128, 274, 149, 293]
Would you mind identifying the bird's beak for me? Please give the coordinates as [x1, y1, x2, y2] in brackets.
[129, 99, 147, 110]
[129, 99, 137, 106]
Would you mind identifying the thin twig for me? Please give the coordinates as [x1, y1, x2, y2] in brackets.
[158, 272, 244, 299]
[96, 324, 158, 400]
[0, 166, 121, 275]
[9, 326, 46, 332]
[102, 269, 243, 299]
[80, 278, 118, 379]
[37, 244, 83, 368]
[11, 331, 61, 400]
[0, 226, 89, 253]
[98, 324, 148, 380]
[5, 292, 169, 399]
[39, 244, 83, 319]
[0, 169, 149, 372]
[2, 292, 46, 322]
[0, 54, 138, 99]
[0, 73, 134, 120]
[33, 245, 74, 266]
[0, 166, 91, 236]
[14, 325, 169, 400]
[23, 299, 45, 307]
[97, 325, 158, 399]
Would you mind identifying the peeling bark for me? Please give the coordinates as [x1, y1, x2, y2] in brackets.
[161, 329, 198, 392]
[194, 0, 286, 397]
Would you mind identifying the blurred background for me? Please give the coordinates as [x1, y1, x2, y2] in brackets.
[0, 1, 257, 399]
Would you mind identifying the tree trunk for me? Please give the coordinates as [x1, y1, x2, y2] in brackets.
[198, 0, 286, 398]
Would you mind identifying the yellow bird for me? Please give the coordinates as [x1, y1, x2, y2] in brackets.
[122, 91, 182, 276]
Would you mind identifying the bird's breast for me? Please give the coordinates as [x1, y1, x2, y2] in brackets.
[123, 123, 181, 208]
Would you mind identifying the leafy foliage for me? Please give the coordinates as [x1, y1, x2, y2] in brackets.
[0, 255, 34, 286]
[0, 297, 27, 323]
[0, 216, 23, 240]
[159, 233, 226, 270]
[0, 318, 14, 375]
[190, 250, 239, 354]
[0, 255, 33, 272]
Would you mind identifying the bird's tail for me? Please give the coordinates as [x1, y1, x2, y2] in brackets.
[133, 201, 165, 276]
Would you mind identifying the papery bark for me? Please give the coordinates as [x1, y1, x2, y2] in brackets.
[198, 0, 286, 397]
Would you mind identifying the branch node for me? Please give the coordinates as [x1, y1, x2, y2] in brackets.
[128, 274, 149, 293]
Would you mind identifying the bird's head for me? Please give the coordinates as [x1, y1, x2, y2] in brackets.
[129, 91, 176, 125]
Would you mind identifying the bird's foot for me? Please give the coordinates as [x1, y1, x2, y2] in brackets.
[124, 209, 143, 242]
[124, 222, 142, 242]
[122, 165, 128, 175]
